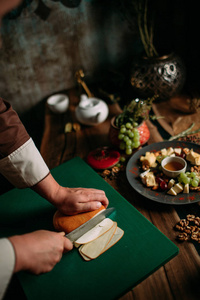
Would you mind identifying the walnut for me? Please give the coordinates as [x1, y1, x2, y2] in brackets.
[174, 224, 184, 231]
[101, 170, 111, 178]
[186, 214, 196, 222]
[191, 233, 199, 241]
[112, 166, 120, 174]
[174, 215, 200, 243]
[190, 186, 200, 191]
[179, 219, 189, 227]
[177, 232, 189, 241]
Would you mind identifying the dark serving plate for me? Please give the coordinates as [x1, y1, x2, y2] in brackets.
[126, 141, 200, 205]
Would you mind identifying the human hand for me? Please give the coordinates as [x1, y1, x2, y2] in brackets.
[54, 186, 109, 215]
[32, 173, 109, 215]
[9, 230, 73, 274]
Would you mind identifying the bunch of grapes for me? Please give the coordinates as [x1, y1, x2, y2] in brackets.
[178, 172, 200, 187]
[117, 122, 140, 155]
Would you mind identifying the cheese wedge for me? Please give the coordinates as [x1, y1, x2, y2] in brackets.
[167, 187, 177, 196]
[168, 179, 175, 189]
[173, 183, 183, 194]
[183, 183, 189, 194]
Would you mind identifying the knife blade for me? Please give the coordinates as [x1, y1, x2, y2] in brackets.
[65, 207, 115, 242]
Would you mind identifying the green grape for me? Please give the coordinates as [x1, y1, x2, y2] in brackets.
[128, 131, 134, 138]
[126, 144, 132, 149]
[126, 139, 132, 146]
[134, 130, 139, 137]
[118, 134, 124, 140]
[179, 173, 185, 180]
[134, 135, 140, 142]
[126, 148, 132, 155]
[133, 122, 138, 127]
[177, 176, 182, 183]
[182, 173, 187, 179]
[190, 172, 196, 178]
[134, 141, 140, 148]
[120, 127, 126, 134]
[119, 142, 126, 150]
[191, 179, 199, 187]
[125, 122, 132, 129]
[131, 142, 136, 149]
[120, 156, 126, 162]
[115, 163, 121, 168]
[123, 136, 129, 142]
[182, 176, 190, 184]
[156, 155, 163, 163]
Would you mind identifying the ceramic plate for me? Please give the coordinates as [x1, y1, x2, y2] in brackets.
[126, 141, 200, 205]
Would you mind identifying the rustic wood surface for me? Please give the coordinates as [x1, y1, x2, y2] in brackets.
[40, 89, 200, 300]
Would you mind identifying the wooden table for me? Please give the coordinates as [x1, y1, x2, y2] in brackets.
[40, 89, 200, 300]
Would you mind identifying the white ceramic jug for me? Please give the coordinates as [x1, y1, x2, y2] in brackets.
[75, 94, 109, 126]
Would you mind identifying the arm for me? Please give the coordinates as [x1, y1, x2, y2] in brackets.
[0, 239, 15, 300]
[0, 98, 107, 293]
[32, 173, 108, 215]
[0, 98, 109, 212]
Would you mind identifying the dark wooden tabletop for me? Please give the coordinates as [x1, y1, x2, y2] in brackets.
[40, 88, 200, 300]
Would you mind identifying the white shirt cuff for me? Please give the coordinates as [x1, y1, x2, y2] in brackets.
[0, 239, 15, 300]
[0, 138, 49, 188]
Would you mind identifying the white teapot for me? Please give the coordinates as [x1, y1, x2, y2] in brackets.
[75, 94, 109, 126]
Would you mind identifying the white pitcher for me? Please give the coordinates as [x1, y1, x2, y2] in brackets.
[75, 94, 109, 126]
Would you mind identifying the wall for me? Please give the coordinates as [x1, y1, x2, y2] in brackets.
[0, 0, 138, 114]
[0, 0, 199, 117]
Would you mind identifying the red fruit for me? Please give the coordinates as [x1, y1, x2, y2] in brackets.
[160, 180, 168, 190]
[156, 177, 163, 185]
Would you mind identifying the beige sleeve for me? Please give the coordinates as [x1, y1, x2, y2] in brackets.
[0, 138, 49, 188]
[0, 239, 15, 300]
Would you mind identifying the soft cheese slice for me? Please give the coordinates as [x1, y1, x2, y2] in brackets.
[79, 226, 124, 261]
[74, 218, 114, 246]
[79, 222, 117, 259]
[101, 227, 124, 253]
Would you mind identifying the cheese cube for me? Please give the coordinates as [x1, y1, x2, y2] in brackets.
[195, 156, 200, 166]
[168, 179, 175, 189]
[183, 183, 189, 194]
[145, 172, 156, 187]
[167, 147, 174, 156]
[173, 183, 183, 194]
[174, 148, 182, 155]
[167, 188, 177, 196]
[186, 149, 200, 165]
[161, 148, 167, 156]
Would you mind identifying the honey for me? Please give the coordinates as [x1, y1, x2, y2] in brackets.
[164, 161, 184, 171]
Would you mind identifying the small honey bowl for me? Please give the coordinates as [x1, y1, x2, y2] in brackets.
[161, 156, 187, 178]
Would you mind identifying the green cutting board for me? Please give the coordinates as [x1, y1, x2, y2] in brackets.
[0, 157, 178, 300]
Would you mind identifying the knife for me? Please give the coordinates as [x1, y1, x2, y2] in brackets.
[65, 207, 115, 242]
